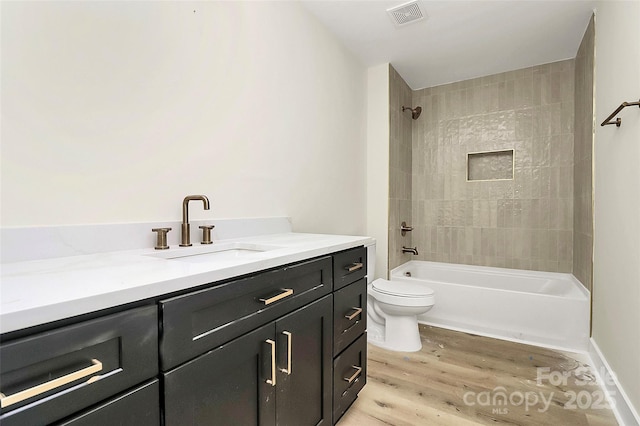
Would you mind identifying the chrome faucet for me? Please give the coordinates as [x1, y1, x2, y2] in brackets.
[402, 246, 419, 255]
[180, 195, 210, 247]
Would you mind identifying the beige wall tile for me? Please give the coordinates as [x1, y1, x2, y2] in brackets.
[404, 60, 577, 275]
[514, 76, 534, 108]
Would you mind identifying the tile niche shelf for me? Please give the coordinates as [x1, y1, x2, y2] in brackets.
[466, 149, 514, 182]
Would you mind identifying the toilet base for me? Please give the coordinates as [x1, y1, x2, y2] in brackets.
[367, 314, 422, 352]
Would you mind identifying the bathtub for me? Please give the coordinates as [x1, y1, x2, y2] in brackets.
[391, 261, 590, 352]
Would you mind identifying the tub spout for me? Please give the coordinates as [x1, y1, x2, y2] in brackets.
[402, 246, 419, 255]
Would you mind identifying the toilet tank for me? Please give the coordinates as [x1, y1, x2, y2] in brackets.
[365, 241, 376, 284]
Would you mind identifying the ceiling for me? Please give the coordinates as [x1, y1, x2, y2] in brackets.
[301, 0, 596, 89]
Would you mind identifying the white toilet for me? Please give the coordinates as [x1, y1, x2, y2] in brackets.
[365, 243, 435, 352]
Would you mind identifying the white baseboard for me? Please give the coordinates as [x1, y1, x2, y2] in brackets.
[588, 338, 640, 426]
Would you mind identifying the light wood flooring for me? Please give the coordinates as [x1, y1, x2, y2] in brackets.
[338, 325, 618, 426]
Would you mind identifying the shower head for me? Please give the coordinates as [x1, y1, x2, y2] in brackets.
[402, 106, 422, 120]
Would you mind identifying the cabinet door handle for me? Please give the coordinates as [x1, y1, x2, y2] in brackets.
[344, 307, 363, 321]
[343, 365, 362, 384]
[0, 359, 103, 408]
[259, 288, 294, 305]
[345, 262, 363, 272]
[265, 339, 276, 387]
[281, 331, 292, 375]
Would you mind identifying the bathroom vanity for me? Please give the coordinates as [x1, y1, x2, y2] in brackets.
[0, 231, 370, 425]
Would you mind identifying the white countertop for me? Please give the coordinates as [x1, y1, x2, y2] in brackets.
[0, 233, 373, 334]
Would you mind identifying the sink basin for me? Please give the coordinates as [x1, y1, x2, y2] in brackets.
[146, 242, 282, 263]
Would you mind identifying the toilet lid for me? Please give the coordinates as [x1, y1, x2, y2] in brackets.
[372, 279, 434, 297]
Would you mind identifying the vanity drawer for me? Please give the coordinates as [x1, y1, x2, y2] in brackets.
[333, 278, 367, 356]
[333, 247, 366, 291]
[160, 256, 333, 370]
[56, 380, 160, 426]
[0, 305, 158, 426]
[333, 333, 367, 423]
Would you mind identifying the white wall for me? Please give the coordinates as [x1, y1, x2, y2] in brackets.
[0, 2, 366, 235]
[593, 0, 640, 419]
[366, 64, 389, 279]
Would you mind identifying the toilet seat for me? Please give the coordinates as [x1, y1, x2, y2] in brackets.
[370, 279, 435, 307]
[372, 279, 434, 297]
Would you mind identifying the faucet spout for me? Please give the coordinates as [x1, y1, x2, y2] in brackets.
[180, 195, 210, 247]
[402, 246, 419, 256]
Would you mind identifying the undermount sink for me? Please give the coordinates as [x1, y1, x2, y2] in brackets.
[146, 242, 282, 263]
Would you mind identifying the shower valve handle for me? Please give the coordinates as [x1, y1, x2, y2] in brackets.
[401, 222, 413, 236]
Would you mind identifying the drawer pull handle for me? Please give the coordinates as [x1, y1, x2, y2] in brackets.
[259, 288, 294, 305]
[343, 365, 362, 384]
[344, 307, 363, 321]
[281, 331, 292, 375]
[265, 339, 276, 387]
[0, 359, 103, 408]
[345, 262, 363, 272]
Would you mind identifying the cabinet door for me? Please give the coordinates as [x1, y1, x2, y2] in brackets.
[333, 278, 367, 356]
[275, 296, 332, 426]
[332, 247, 366, 291]
[56, 380, 159, 426]
[163, 323, 276, 426]
[333, 334, 367, 424]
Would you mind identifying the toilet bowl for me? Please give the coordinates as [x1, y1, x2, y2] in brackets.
[367, 278, 435, 352]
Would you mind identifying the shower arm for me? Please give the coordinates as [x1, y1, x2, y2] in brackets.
[401, 106, 422, 120]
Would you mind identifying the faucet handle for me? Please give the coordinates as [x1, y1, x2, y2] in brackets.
[199, 225, 215, 245]
[152, 228, 172, 250]
[400, 221, 414, 236]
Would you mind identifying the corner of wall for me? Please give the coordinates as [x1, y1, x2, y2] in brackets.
[366, 64, 390, 279]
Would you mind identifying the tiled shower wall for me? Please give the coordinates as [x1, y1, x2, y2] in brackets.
[388, 65, 413, 271]
[573, 15, 595, 291]
[411, 60, 575, 272]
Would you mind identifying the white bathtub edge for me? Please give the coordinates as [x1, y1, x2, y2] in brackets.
[392, 261, 589, 300]
[567, 273, 591, 299]
[588, 338, 640, 426]
[418, 320, 589, 354]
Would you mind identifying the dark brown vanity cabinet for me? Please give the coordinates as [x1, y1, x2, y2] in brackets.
[0, 245, 369, 426]
[160, 256, 335, 426]
[163, 296, 332, 426]
[331, 247, 368, 424]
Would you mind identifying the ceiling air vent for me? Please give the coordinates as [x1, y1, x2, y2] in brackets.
[387, 1, 425, 27]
